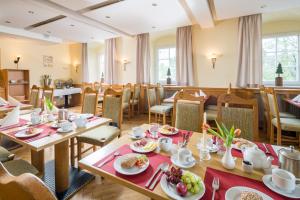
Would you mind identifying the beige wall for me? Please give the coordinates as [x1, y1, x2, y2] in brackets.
[262, 20, 300, 35]
[87, 42, 104, 82]
[69, 43, 82, 84]
[0, 36, 81, 86]
[192, 19, 239, 87]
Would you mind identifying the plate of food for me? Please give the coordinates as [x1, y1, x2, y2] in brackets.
[130, 139, 157, 153]
[160, 167, 205, 200]
[159, 125, 179, 135]
[225, 186, 272, 200]
[232, 138, 257, 151]
[15, 128, 43, 138]
[113, 153, 149, 175]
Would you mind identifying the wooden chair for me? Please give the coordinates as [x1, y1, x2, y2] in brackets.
[216, 93, 259, 141]
[0, 162, 56, 200]
[147, 87, 172, 125]
[172, 90, 205, 132]
[81, 87, 98, 115]
[29, 85, 40, 108]
[0, 146, 14, 162]
[82, 82, 93, 90]
[131, 84, 141, 115]
[264, 88, 300, 146]
[122, 84, 132, 119]
[93, 82, 101, 92]
[110, 84, 123, 91]
[76, 88, 123, 161]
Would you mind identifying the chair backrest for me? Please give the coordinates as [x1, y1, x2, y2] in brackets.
[29, 85, 40, 108]
[82, 82, 93, 90]
[94, 82, 101, 91]
[103, 88, 123, 129]
[264, 87, 281, 129]
[133, 84, 141, 100]
[157, 84, 164, 104]
[110, 84, 123, 91]
[0, 162, 57, 200]
[122, 87, 132, 104]
[81, 87, 98, 115]
[147, 87, 157, 109]
[173, 90, 204, 132]
[124, 83, 132, 89]
[217, 93, 259, 141]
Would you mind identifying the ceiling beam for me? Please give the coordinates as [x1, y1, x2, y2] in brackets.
[26, 0, 133, 38]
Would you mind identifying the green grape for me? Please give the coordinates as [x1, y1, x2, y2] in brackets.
[190, 188, 195, 193]
[187, 183, 192, 190]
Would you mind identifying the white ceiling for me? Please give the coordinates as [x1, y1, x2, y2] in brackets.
[214, 0, 300, 20]
[1, 0, 300, 43]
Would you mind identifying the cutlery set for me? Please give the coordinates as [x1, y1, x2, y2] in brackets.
[145, 162, 169, 190]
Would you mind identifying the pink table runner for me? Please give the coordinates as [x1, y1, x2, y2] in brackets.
[93, 144, 172, 191]
[231, 142, 279, 165]
[145, 130, 193, 144]
[0, 119, 28, 131]
[7, 123, 57, 143]
[202, 167, 292, 200]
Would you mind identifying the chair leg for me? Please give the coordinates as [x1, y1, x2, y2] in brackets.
[163, 113, 166, 125]
[77, 141, 82, 163]
[155, 113, 157, 123]
[148, 112, 151, 124]
[93, 145, 96, 152]
[70, 138, 75, 167]
[277, 128, 282, 146]
[270, 125, 274, 144]
[137, 103, 140, 114]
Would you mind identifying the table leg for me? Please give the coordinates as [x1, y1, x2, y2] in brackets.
[64, 95, 69, 108]
[70, 138, 75, 167]
[55, 140, 69, 193]
[31, 149, 44, 175]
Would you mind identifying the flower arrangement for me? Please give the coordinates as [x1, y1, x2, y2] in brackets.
[203, 121, 241, 148]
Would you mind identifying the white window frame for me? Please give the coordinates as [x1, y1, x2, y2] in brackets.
[156, 46, 176, 84]
[262, 33, 300, 86]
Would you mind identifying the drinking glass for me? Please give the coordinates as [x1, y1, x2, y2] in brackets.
[149, 123, 160, 139]
[199, 147, 211, 161]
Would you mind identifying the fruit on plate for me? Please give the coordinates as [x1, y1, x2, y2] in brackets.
[181, 171, 203, 194]
[176, 182, 188, 197]
[165, 167, 183, 185]
[143, 141, 157, 151]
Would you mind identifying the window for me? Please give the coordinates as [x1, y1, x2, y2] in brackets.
[157, 47, 176, 83]
[262, 35, 300, 85]
[98, 54, 105, 79]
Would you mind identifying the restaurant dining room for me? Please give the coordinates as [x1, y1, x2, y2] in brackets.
[1, 0, 300, 200]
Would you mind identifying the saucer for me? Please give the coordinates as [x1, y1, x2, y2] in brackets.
[57, 128, 73, 133]
[170, 155, 196, 169]
[130, 133, 146, 140]
[207, 144, 219, 153]
[262, 175, 300, 198]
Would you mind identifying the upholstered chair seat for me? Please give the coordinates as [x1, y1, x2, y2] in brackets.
[3, 159, 39, 176]
[206, 109, 218, 121]
[271, 118, 300, 132]
[0, 146, 14, 162]
[77, 125, 120, 146]
[277, 112, 296, 119]
[150, 105, 172, 114]
[206, 105, 217, 111]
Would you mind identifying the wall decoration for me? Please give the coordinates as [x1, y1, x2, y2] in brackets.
[43, 55, 53, 67]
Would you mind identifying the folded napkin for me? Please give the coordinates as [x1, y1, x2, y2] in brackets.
[8, 96, 21, 106]
[0, 97, 8, 106]
[199, 89, 206, 97]
[0, 106, 20, 127]
[292, 94, 300, 103]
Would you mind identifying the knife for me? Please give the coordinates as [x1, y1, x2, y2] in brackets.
[263, 143, 270, 154]
[145, 163, 163, 188]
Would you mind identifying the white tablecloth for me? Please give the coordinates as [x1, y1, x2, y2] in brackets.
[53, 88, 82, 97]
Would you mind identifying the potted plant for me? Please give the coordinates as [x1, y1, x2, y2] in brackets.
[275, 63, 283, 86]
[166, 68, 171, 84]
[204, 121, 241, 169]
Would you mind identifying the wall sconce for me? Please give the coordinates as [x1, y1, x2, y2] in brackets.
[75, 64, 79, 73]
[208, 53, 219, 69]
[14, 56, 21, 69]
[122, 59, 130, 71]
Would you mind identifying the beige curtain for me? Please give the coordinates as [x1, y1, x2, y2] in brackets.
[136, 33, 151, 84]
[237, 14, 262, 87]
[104, 38, 117, 84]
[176, 26, 194, 86]
[82, 43, 89, 82]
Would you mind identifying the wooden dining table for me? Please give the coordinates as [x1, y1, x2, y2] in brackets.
[0, 114, 111, 196]
[79, 124, 283, 200]
[0, 103, 33, 113]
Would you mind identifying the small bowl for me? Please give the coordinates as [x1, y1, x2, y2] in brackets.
[242, 160, 253, 173]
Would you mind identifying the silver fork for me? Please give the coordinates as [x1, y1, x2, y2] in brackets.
[211, 177, 220, 200]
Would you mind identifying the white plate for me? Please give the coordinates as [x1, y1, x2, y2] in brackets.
[159, 127, 179, 136]
[129, 133, 146, 140]
[231, 141, 257, 151]
[225, 186, 272, 200]
[130, 140, 157, 153]
[171, 155, 196, 169]
[113, 153, 149, 175]
[57, 128, 73, 133]
[160, 171, 205, 200]
[15, 128, 43, 138]
[262, 175, 300, 199]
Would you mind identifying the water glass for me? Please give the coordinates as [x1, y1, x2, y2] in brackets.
[199, 147, 211, 161]
[149, 123, 160, 139]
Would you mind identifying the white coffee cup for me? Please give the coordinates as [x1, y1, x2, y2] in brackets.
[30, 113, 41, 125]
[132, 127, 143, 138]
[272, 168, 297, 193]
[158, 137, 173, 152]
[74, 117, 87, 128]
[178, 148, 195, 165]
[61, 122, 73, 132]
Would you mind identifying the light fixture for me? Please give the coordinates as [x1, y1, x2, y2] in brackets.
[28, 10, 34, 14]
[152, 3, 157, 6]
[5, 21, 11, 24]
[152, 26, 156, 29]
[122, 59, 130, 71]
[14, 56, 21, 69]
[70, 24, 75, 27]
[105, 16, 111, 19]
[208, 53, 218, 69]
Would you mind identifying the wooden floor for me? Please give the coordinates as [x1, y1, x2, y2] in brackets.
[11, 107, 151, 200]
